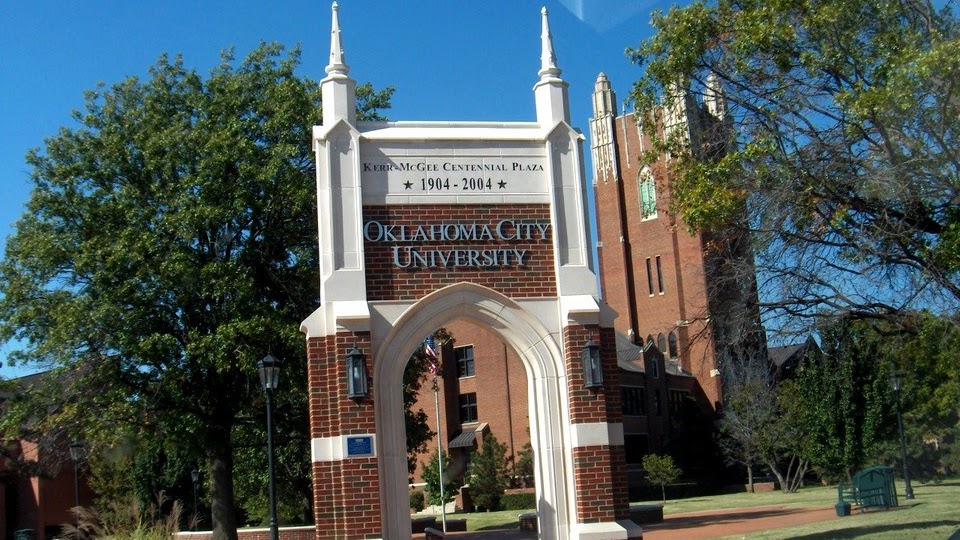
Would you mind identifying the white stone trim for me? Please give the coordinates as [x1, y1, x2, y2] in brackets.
[311, 434, 378, 462]
[333, 299, 370, 327]
[311, 435, 341, 462]
[571, 422, 624, 448]
[561, 294, 600, 325]
[572, 520, 643, 540]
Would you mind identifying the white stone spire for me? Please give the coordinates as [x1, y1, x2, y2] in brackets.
[326, 1, 349, 76]
[538, 6, 561, 80]
[534, 6, 569, 125]
[321, 1, 356, 126]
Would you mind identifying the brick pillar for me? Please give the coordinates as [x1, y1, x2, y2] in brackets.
[565, 324, 640, 538]
[308, 332, 382, 539]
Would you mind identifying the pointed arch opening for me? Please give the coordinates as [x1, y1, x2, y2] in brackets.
[370, 282, 573, 540]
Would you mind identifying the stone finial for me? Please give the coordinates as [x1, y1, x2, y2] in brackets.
[539, 6, 562, 80]
[326, 1, 350, 76]
[533, 6, 569, 124]
[321, 1, 356, 125]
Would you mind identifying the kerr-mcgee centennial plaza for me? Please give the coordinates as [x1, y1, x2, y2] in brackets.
[300, 3, 642, 538]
